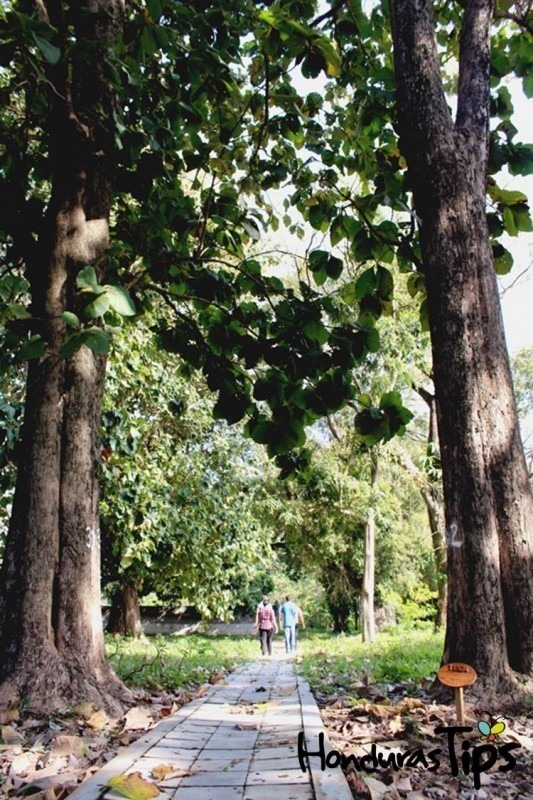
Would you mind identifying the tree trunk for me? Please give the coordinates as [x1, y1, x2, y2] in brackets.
[391, 0, 533, 691]
[107, 585, 143, 638]
[362, 454, 379, 643]
[416, 388, 447, 628]
[322, 562, 356, 633]
[0, 0, 130, 712]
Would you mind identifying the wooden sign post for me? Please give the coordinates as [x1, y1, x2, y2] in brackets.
[437, 662, 477, 724]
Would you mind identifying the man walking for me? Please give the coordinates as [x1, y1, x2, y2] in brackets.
[279, 595, 299, 654]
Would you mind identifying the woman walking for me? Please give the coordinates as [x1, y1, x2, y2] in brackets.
[254, 596, 278, 656]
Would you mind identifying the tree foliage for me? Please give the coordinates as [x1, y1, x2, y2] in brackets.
[100, 319, 273, 620]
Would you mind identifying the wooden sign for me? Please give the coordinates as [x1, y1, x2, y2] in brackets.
[438, 662, 477, 688]
[438, 662, 477, 724]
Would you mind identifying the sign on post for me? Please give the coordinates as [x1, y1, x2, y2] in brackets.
[437, 662, 477, 724]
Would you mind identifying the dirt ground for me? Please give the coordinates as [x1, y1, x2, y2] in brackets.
[1, 668, 531, 799]
[314, 680, 533, 800]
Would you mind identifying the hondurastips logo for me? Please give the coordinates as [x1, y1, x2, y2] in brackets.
[298, 724, 520, 789]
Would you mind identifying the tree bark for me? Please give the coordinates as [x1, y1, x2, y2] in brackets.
[107, 585, 143, 638]
[415, 388, 447, 627]
[0, 0, 130, 711]
[362, 454, 379, 643]
[391, 0, 533, 690]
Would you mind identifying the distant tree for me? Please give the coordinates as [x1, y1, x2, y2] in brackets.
[100, 321, 272, 635]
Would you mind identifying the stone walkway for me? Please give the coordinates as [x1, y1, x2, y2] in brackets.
[68, 648, 353, 800]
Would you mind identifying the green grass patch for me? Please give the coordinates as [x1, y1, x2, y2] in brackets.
[297, 626, 444, 695]
[105, 634, 259, 691]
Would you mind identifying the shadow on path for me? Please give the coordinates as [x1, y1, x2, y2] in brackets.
[67, 643, 352, 800]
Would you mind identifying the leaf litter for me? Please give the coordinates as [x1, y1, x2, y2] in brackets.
[313, 678, 533, 800]
[0, 682, 208, 798]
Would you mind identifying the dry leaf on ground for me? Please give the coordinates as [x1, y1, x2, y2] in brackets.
[107, 771, 160, 799]
[0, 711, 19, 725]
[1, 726, 24, 745]
[85, 709, 111, 731]
[50, 734, 87, 758]
[122, 706, 154, 732]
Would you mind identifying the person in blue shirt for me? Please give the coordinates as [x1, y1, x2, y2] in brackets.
[279, 595, 299, 653]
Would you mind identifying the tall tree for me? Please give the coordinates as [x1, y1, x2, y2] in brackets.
[390, 0, 533, 689]
[0, 0, 129, 710]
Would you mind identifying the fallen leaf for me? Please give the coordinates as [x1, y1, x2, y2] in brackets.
[151, 763, 175, 781]
[85, 709, 110, 730]
[364, 775, 393, 800]
[51, 734, 87, 758]
[159, 704, 176, 717]
[122, 706, 153, 731]
[160, 768, 195, 782]
[366, 704, 391, 720]
[72, 701, 94, 718]
[1, 725, 24, 745]
[107, 771, 160, 799]
[395, 698, 425, 713]
[0, 709, 19, 724]
[254, 701, 280, 711]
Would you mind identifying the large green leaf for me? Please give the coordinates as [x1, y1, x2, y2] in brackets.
[105, 285, 137, 317]
[32, 33, 61, 65]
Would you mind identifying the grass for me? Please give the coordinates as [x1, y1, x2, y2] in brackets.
[297, 625, 444, 695]
[105, 625, 444, 696]
[105, 633, 259, 691]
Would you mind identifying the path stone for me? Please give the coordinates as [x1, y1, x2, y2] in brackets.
[67, 648, 353, 800]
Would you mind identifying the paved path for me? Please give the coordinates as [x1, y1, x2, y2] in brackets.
[68, 649, 353, 800]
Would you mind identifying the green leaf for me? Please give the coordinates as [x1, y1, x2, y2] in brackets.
[146, 0, 162, 20]
[61, 311, 81, 328]
[379, 391, 403, 411]
[83, 327, 110, 355]
[105, 285, 137, 316]
[32, 33, 61, 65]
[59, 333, 86, 360]
[355, 268, 376, 299]
[84, 293, 111, 319]
[492, 243, 514, 275]
[508, 144, 533, 176]
[303, 319, 329, 345]
[313, 38, 341, 77]
[502, 205, 518, 235]
[326, 255, 343, 280]
[77, 267, 105, 294]
[17, 336, 46, 360]
[420, 298, 430, 333]
[511, 205, 533, 233]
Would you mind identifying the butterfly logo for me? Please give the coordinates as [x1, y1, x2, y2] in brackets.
[477, 716, 506, 741]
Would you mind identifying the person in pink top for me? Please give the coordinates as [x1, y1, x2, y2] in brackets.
[254, 595, 279, 656]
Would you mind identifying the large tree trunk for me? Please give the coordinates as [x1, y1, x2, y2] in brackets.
[0, 0, 130, 712]
[361, 454, 378, 643]
[107, 584, 143, 638]
[391, 0, 533, 692]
